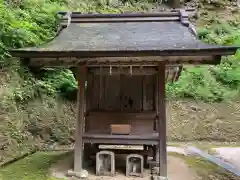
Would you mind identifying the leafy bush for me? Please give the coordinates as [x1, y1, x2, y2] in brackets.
[38, 68, 77, 99]
[0, 0, 67, 101]
[167, 21, 240, 101]
[167, 67, 233, 102]
[1, 1, 62, 49]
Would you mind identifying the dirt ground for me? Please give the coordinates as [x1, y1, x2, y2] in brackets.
[50, 153, 197, 180]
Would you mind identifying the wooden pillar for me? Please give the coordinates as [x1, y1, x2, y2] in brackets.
[168, 0, 181, 8]
[153, 73, 159, 161]
[157, 63, 167, 177]
[74, 65, 87, 172]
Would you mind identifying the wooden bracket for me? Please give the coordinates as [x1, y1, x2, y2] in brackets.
[61, 12, 72, 28]
[179, 9, 189, 26]
[188, 23, 198, 36]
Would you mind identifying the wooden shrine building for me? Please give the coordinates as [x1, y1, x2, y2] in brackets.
[9, 9, 238, 179]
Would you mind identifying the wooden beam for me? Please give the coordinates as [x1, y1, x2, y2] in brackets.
[157, 63, 167, 177]
[74, 65, 87, 172]
[28, 55, 219, 67]
[88, 66, 157, 75]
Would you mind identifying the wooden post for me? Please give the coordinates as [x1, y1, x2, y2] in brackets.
[142, 76, 146, 111]
[168, 0, 181, 8]
[157, 63, 167, 177]
[74, 65, 86, 172]
[153, 73, 159, 161]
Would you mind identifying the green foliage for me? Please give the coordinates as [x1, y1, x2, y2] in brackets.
[167, 21, 240, 102]
[0, 0, 62, 49]
[0, 0, 74, 100]
[39, 69, 77, 96]
[0, 0, 66, 93]
[0, 0, 157, 101]
[212, 51, 240, 89]
[167, 67, 233, 102]
[0, 42, 9, 67]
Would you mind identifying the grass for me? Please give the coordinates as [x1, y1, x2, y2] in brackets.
[169, 152, 239, 180]
[0, 151, 67, 180]
[184, 156, 239, 180]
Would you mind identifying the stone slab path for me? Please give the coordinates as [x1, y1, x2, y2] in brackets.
[212, 147, 240, 171]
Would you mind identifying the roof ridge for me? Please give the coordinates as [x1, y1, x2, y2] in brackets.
[57, 10, 199, 37]
[179, 9, 189, 26]
[58, 10, 193, 25]
[60, 12, 72, 28]
[57, 8, 195, 16]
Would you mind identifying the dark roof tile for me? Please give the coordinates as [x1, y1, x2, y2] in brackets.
[20, 22, 219, 52]
[9, 12, 239, 62]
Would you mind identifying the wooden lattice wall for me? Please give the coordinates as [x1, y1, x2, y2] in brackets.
[87, 65, 182, 112]
[87, 75, 155, 112]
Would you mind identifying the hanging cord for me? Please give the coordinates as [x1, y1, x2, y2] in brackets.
[129, 65, 133, 76]
[109, 64, 112, 75]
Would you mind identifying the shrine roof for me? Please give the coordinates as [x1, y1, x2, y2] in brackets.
[9, 11, 239, 65]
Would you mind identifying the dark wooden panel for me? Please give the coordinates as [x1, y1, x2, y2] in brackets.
[102, 75, 121, 110]
[143, 75, 156, 111]
[86, 73, 93, 110]
[85, 112, 156, 135]
[122, 75, 143, 111]
[88, 74, 100, 109]
[87, 73, 157, 112]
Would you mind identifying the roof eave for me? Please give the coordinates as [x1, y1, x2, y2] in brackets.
[9, 46, 238, 59]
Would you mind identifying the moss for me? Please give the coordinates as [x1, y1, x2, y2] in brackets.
[0, 151, 67, 180]
[170, 153, 239, 180]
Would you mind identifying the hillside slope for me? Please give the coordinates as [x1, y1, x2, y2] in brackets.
[0, 0, 240, 164]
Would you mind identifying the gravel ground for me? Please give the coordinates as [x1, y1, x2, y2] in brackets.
[50, 147, 197, 180]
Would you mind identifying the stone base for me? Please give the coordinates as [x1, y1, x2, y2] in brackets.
[67, 169, 88, 179]
[96, 151, 115, 176]
[126, 154, 144, 177]
[152, 175, 168, 180]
